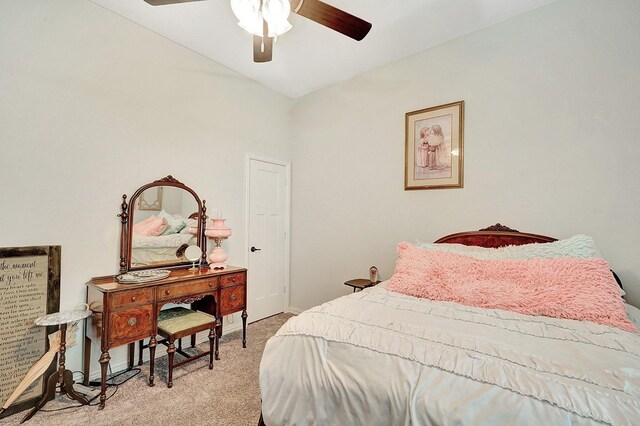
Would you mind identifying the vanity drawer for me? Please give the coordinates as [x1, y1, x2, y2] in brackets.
[158, 278, 217, 302]
[110, 288, 153, 308]
[108, 305, 153, 345]
[220, 272, 246, 288]
[220, 285, 245, 316]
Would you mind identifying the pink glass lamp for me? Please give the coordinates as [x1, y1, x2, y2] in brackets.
[204, 218, 232, 269]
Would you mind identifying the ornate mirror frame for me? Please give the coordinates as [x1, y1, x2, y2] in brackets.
[118, 175, 208, 272]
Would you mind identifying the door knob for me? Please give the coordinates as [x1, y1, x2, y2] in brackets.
[250, 246, 261, 252]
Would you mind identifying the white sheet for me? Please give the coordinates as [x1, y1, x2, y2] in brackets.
[132, 233, 195, 249]
[260, 284, 640, 425]
[131, 234, 196, 265]
[627, 303, 640, 328]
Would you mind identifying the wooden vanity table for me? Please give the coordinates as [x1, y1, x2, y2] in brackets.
[83, 176, 248, 409]
[84, 266, 247, 408]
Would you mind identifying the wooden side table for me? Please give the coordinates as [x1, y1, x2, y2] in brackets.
[344, 279, 381, 293]
[22, 309, 92, 423]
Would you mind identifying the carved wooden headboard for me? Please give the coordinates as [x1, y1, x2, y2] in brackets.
[434, 223, 557, 248]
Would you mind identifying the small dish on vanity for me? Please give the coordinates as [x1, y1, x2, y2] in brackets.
[116, 269, 171, 284]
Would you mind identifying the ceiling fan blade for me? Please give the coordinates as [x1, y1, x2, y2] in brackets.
[253, 20, 273, 63]
[292, 0, 372, 41]
[143, 0, 205, 6]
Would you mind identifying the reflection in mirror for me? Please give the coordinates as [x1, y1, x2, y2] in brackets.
[138, 186, 163, 211]
[130, 186, 200, 268]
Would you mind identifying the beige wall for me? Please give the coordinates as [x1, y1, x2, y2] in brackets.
[2, 0, 639, 376]
[0, 0, 292, 373]
[289, 0, 640, 310]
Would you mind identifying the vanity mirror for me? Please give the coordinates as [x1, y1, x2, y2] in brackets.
[185, 245, 202, 271]
[118, 175, 208, 272]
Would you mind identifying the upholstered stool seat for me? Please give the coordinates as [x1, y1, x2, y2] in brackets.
[150, 307, 217, 388]
[158, 308, 214, 334]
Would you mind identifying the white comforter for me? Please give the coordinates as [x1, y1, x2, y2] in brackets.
[260, 284, 640, 425]
[132, 233, 194, 248]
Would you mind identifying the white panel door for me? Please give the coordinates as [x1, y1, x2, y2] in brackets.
[247, 158, 288, 321]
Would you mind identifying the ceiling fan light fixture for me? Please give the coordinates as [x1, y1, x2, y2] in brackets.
[231, 0, 263, 36]
[231, 0, 292, 38]
[230, 0, 258, 20]
[262, 0, 292, 36]
[266, 20, 292, 37]
[237, 14, 264, 36]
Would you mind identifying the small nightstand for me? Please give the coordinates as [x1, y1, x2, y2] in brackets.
[344, 279, 381, 293]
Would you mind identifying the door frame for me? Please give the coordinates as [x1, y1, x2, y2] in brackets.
[245, 154, 291, 316]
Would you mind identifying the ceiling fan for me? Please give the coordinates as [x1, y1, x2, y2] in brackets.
[143, 0, 372, 63]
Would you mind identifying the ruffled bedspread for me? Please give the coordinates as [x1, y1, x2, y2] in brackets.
[260, 284, 640, 425]
[132, 233, 195, 249]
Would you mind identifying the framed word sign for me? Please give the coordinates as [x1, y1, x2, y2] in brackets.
[0, 246, 60, 419]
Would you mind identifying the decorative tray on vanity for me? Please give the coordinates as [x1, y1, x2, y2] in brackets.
[116, 269, 171, 284]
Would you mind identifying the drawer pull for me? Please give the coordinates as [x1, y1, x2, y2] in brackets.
[131, 296, 137, 302]
[208, 282, 213, 288]
[231, 277, 236, 283]
[128, 317, 137, 327]
[230, 294, 237, 301]
[165, 290, 170, 295]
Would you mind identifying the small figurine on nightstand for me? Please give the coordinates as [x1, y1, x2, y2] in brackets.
[369, 266, 379, 283]
[344, 267, 382, 293]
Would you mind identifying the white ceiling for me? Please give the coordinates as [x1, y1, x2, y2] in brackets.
[90, 0, 557, 98]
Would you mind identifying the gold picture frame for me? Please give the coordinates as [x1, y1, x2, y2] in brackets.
[405, 101, 464, 190]
[137, 186, 163, 211]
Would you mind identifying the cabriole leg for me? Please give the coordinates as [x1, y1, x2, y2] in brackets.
[242, 309, 248, 348]
[215, 318, 222, 360]
[167, 340, 175, 388]
[148, 336, 157, 387]
[98, 351, 111, 409]
[208, 328, 215, 369]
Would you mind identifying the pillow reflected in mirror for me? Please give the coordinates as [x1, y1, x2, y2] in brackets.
[158, 210, 186, 235]
[133, 215, 168, 236]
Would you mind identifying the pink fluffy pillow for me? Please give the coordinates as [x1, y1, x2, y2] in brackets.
[133, 216, 168, 236]
[388, 242, 636, 332]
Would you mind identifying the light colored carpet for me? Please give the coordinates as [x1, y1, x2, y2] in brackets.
[0, 313, 293, 426]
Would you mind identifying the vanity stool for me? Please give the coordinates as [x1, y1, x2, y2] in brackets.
[152, 307, 217, 388]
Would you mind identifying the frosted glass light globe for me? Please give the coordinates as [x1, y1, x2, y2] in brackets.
[262, 0, 292, 37]
[230, 0, 263, 36]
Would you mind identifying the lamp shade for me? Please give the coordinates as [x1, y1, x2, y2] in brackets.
[262, 0, 292, 37]
[205, 218, 232, 239]
[230, 0, 263, 36]
[231, 0, 292, 38]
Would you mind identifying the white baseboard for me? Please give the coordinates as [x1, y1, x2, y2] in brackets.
[287, 307, 304, 315]
[220, 321, 243, 336]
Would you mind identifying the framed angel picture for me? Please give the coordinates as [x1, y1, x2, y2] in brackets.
[137, 186, 163, 211]
[405, 101, 464, 190]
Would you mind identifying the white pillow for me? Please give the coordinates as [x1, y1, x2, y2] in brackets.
[416, 235, 602, 259]
[417, 235, 625, 296]
[158, 210, 186, 235]
[180, 218, 199, 234]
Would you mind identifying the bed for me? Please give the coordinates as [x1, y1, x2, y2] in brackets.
[131, 233, 196, 266]
[130, 213, 199, 267]
[259, 224, 640, 425]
